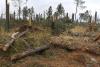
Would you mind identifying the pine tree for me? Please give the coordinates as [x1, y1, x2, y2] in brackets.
[23, 6, 28, 20]
[47, 6, 53, 21]
[57, 3, 65, 18]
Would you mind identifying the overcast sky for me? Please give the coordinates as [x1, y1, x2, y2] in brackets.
[0, 0, 100, 17]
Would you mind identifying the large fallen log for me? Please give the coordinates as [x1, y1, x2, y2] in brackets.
[11, 45, 50, 61]
[50, 36, 100, 55]
[51, 41, 85, 51]
[2, 30, 29, 51]
[51, 42, 100, 55]
[50, 36, 84, 51]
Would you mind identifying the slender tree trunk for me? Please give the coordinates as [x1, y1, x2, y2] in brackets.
[6, 0, 10, 32]
[95, 11, 97, 23]
[13, 11, 15, 20]
[75, 5, 78, 22]
[44, 11, 46, 20]
[72, 13, 74, 22]
[18, 6, 21, 20]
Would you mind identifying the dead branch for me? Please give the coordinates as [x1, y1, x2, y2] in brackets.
[22, 39, 32, 49]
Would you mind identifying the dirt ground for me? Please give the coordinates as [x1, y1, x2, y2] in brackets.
[0, 46, 99, 67]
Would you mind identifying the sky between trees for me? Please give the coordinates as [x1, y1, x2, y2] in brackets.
[0, 0, 100, 18]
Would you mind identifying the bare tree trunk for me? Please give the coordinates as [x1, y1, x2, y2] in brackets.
[11, 45, 50, 61]
[18, 6, 21, 20]
[75, 5, 78, 22]
[72, 13, 74, 22]
[13, 11, 16, 20]
[2, 30, 29, 51]
[95, 11, 97, 23]
[6, 0, 10, 32]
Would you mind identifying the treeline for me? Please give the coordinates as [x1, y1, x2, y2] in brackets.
[3, 3, 74, 23]
[0, 0, 99, 34]
[1, 2, 75, 34]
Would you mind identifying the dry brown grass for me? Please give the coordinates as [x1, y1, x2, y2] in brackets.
[0, 25, 100, 67]
[70, 26, 87, 33]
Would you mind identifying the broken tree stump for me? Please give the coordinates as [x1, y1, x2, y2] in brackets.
[11, 45, 50, 61]
[2, 30, 29, 51]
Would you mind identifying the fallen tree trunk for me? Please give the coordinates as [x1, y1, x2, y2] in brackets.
[51, 42, 100, 55]
[22, 39, 32, 49]
[51, 42, 83, 51]
[2, 30, 29, 51]
[2, 39, 15, 51]
[50, 36, 100, 55]
[11, 45, 50, 61]
[62, 44, 100, 55]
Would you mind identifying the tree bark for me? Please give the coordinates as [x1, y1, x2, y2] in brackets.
[11, 45, 50, 61]
[52, 42, 100, 55]
[6, 0, 10, 32]
[2, 30, 29, 51]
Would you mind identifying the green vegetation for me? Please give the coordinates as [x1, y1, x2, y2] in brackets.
[0, 0, 100, 67]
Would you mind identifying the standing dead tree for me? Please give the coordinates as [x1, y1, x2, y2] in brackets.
[87, 12, 97, 32]
[6, 0, 10, 32]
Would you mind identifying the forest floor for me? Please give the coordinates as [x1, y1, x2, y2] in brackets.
[0, 46, 100, 67]
[0, 25, 100, 67]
